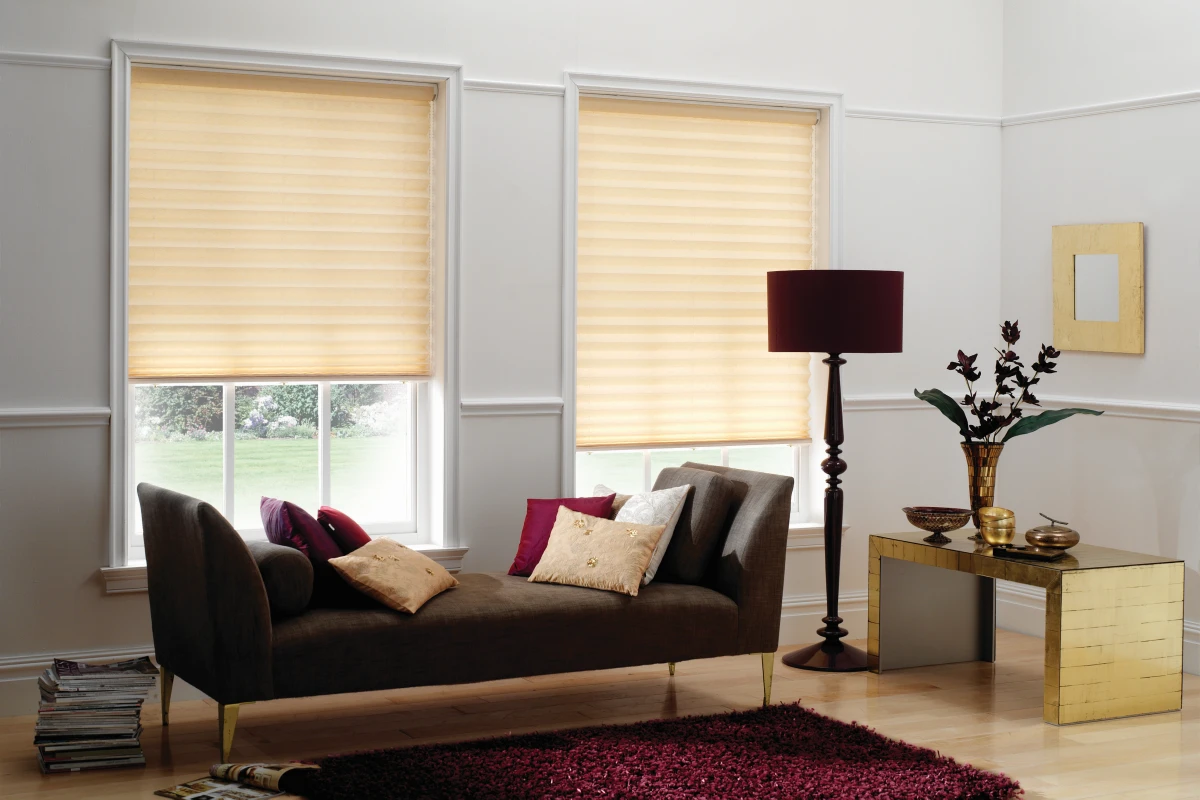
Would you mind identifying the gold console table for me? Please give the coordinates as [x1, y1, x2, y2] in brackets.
[867, 531, 1183, 725]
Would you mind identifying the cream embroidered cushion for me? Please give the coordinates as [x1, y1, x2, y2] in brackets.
[328, 538, 458, 613]
[595, 483, 690, 584]
[528, 507, 665, 596]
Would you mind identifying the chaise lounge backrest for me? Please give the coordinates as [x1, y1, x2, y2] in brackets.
[139, 483, 273, 702]
[676, 462, 794, 654]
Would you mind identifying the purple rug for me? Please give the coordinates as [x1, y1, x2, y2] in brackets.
[300, 703, 1021, 799]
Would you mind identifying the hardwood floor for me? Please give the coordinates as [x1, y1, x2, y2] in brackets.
[2, 630, 1197, 799]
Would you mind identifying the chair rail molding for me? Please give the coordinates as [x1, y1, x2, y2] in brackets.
[0, 407, 111, 428]
[844, 393, 1200, 423]
[1003, 89, 1200, 127]
[463, 79, 565, 96]
[846, 108, 1001, 126]
[0, 50, 110, 69]
[459, 397, 565, 417]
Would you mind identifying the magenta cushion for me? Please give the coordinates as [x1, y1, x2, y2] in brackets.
[318, 506, 372, 554]
[507, 494, 616, 577]
[261, 497, 344, 562]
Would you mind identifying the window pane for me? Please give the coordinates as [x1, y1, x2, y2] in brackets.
[133, 386, 224, 524]
[330, 383, 413, 524]
[727, 444, 794, 478]
[234, 384, 318, 530]
[649, 448, 722, 482]
[576, 451, 643, 496]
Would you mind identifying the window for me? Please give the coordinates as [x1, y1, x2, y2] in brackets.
[112, 45, 461, 566]
[568, 84, 832, 520]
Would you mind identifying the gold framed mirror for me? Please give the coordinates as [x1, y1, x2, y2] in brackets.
[1052, 222, 1144, 354]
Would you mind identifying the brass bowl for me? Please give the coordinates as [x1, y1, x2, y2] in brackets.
[902, 506, 972, 544]
[1025, 527, 1080, 550]
[978, 507, 1016, 547]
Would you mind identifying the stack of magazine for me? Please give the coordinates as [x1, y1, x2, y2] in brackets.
[35, 656, 158, 773]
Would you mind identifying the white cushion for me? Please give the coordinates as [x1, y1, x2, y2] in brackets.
[594, 483, 689, 584]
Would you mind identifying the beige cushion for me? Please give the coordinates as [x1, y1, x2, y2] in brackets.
[595, 483, 689, 585]
[328, 538, 458, 613]
[528, 507, 665, 596]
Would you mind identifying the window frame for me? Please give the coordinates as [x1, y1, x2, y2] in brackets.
[109, 42, 463, 567]
[560, 73, 844, 523]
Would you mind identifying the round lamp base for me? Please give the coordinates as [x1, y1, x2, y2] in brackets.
[782, 641, 870, 672]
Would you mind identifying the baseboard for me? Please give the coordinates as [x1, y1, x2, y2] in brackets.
[778, 590, 869, 648]
[0, 645, 207, 717]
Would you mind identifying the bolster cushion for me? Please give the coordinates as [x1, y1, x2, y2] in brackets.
[651, 467, 735, 583]
[246, 540, 313, 617]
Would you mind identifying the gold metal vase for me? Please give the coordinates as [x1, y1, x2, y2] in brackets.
[962, 442, 1004, 533]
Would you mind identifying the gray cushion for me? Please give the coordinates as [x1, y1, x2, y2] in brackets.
[246, 541, 313, 618]
[651, 467, 735, 583]
[270, 572, 738, 699]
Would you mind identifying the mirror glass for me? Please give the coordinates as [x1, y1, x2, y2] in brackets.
[1074, 253, 1120, 322]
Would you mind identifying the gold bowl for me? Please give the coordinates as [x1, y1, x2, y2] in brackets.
[902, 506, 973, 544]
[978, 506, 1016, 547]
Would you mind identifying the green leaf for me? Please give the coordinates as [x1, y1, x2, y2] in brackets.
[1001, 408, 1103, 443]
[914, 388, 971, 439]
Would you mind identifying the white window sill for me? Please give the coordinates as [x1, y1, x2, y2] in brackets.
[787, 521, 850, 551]
[100, 544, 470, 595]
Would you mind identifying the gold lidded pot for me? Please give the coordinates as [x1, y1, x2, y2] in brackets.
[978, 506, 1016, 547]
[1025, 513, 1080, 550]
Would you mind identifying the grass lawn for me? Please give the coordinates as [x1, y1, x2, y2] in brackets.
[135, 436, 409, 529]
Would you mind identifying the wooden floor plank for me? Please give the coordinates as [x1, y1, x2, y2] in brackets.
[0, 631, 1195, 799]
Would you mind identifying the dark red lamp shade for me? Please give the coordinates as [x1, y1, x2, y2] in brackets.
[767, 270, 904, 354]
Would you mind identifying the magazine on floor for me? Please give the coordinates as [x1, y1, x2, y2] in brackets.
[156, 763, 320, 799]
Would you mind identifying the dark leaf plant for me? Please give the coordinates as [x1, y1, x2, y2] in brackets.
[914, 320, 1103, 443]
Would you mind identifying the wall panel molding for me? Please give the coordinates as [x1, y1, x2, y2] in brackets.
[0, 407, 111, 428]
[0, 50, 110, 69]
[460, 397, 564, 417]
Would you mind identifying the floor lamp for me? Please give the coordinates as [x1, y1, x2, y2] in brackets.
[767, 269, 904, 672]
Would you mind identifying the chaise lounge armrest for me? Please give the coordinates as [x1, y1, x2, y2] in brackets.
[139, 484, 274, 703]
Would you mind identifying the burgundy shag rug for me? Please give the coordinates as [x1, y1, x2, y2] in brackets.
[300, 703, 1021, 799]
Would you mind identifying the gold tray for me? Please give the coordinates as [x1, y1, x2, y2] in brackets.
[991, 544, 1068, 562]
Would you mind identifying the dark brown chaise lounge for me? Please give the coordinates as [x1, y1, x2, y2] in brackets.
[138, 463, 793, 760]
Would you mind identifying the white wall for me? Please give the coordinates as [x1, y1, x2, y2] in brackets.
[0, 0, 1004, 713]
[998, 1, 1200, 667]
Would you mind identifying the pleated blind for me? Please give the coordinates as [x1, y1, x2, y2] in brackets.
[575, 97, 816, 449]
[127, 67, 435, 380]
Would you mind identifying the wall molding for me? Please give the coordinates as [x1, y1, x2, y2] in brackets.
[0, 50, 110, 70]
[846, 108, 1001, 127]
[844, 393, 1200, 423]
[0, 644, 153, 682]
[100, 545, 469, 594]
[463, 79, 565, 97]
[1003, 89, 1200, 127]
[460, 397, 565, 417]
[0, 407, 111, 429]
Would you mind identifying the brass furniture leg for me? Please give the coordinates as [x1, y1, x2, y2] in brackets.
[668, 662, 676, 677]
[218, 703, 241, 762]
[1044, 563, 1183, 724]
[159, 667, 174, 726]
[760, 653, 774, 706]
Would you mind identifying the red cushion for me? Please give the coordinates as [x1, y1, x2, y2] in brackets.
[507, 494, 616, 577]
[318, 506, 372, 553]
[261, 497, 344, 562]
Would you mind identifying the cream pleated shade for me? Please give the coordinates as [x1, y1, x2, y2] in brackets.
[127, 67, 435, 380]
[575, 97, 815, 448]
